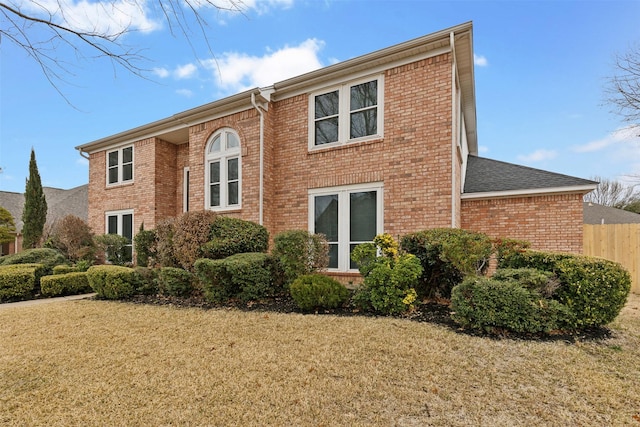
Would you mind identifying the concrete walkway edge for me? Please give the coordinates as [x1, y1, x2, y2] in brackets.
[0, 293, 97, 310]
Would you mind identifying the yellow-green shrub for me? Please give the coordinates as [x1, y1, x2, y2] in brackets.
[41, 272, 91, 297]
[0, 263, 46, 302]
[290, 274, 349, 311]
[86, 265, 137, 300]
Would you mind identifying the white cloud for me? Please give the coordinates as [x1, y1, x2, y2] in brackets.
[478, 145, 489, 154]
[517, 149, 557, 162]
[205, 38, 324, 93]
[571, 126, 640, 153]
[175, 63, 198, 79]
[153, 67, 170, 78]
[474, 54, 488, 67]
[176, 89, 194, 97]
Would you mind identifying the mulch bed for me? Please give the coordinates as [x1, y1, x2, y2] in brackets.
[124, 292, 612, 343]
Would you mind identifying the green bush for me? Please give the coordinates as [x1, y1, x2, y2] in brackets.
[451, 276, 569, 334]
[0, 248, 67, 275]
[172, 211, 218, 271]
[133, 267, 159, 295]
[499, 250, 632, 328]
[86, 265, 137, 300]
[493, 237, 531, 267]
[94, 234, 131, 266]
[491, 268, 559, 298]
[290, 274, 349, 311]
[134, 225, 156, 267]
[53, 265, 78, 275]
[40, 272, 91, 297]
[158, 267, 194, 297]
[195, 252, 275, 303]
[400, 228, 493, 298]
[201, 216, 269, 260]
[272, 230, 329, 286]
[0, 264, 46, 302]
[352, 234, 422, 315]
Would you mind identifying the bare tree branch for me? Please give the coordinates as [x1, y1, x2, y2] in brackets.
[584, 175, 640, 209]
[605, 43, 640, 124]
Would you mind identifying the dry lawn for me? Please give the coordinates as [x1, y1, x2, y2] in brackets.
[1, 295, 639, 426]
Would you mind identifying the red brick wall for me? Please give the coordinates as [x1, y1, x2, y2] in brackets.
[461, 193, 585, 253]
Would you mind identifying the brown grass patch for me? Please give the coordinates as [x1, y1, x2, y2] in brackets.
[1, 294, 640, 426]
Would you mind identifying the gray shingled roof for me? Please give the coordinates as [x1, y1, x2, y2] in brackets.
[464, 156, 597, 194]
[0, 185, 88, 233]
[583, 202, 640, 224]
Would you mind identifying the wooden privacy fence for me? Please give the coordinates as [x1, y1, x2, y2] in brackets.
[583, 224, 640, 294]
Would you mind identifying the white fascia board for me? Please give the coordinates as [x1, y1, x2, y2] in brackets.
[461, 184, 598, 200]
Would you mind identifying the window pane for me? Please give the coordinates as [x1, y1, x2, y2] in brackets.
[107, 216, 118, 234]
[314, 194, 338, 242]
[226, 132, 239, 149]
[315, 118, 339, 145]
[315, 90, 339, 119]
[350, 109, 377, 139]
[209, 135, 221, 153]
[108, 151, 118, 167]
[210, 161, 220, 184]
[228, 158, 238, 181]
[350, 191, 377, 241]
[228, 182, 238, 205]
[328, 244, 338, 269]
[108, 167, 118, 184]
[350, 80, 377, 110]
[122, 214, 133, 241]
[210, 184, 220, 207]
[122, 147, 133, 163]
[122, 164, 133, 181]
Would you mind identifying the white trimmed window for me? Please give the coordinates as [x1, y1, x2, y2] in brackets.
[309, 75, 384, 149]
[309, 183, 383, 271]
[205, 128, 241, 210]
[107, 146, 133, 185]
[105, 209, 133, 263]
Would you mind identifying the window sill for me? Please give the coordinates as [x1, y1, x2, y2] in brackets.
[206, 206, 242, 214]
[308, 136, 383, 155]
[105, 181, 134, 190]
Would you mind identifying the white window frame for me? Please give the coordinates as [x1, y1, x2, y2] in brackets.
[183, 167, 190, 213]
[308, 75, 384, 150]
[205, 128, 242, 211]
[106, 145, 134, 186]
[105, 209, 134, 262]
[308, 182, 384, 272]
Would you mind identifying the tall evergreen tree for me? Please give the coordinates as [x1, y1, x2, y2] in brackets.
[21, 148, 48, 248]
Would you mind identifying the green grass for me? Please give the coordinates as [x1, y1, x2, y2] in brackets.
[1, 295, 639, 426]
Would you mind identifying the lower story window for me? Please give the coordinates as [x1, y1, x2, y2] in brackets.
[106, 210, 133, 263]
[309, 183, 383, 271]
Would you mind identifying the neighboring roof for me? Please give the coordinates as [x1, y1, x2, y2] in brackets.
[583, 202, 640, 224]
[462, 156, 597, 198]
[0, 185, 88, 233]
[76, 22, 477, 154]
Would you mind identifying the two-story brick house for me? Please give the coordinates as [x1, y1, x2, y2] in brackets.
[76, 22, 595, 279]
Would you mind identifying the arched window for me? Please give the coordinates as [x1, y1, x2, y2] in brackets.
[205, 128, 241, 210]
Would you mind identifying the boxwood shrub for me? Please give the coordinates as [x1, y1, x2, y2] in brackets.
[0, 248, 67, 276]
[289, 274, 349, 311]
[53, 265, 78, 275]
[40, 272, 91, 297]
[133, 267, 159, 295]
[195, 252, 275, 303]
[201, 216, 269, 260]
[86, 265, 137, 300]
[272, 230, 329, 287]
[0, 264, 46, 302]
[451, 276, 570, 334]
[158, 267, 194, 297]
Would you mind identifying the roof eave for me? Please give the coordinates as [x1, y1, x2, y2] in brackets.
[461, 184, 598, 200]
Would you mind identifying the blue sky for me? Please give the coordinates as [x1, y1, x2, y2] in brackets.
[1, 0, 639, 193]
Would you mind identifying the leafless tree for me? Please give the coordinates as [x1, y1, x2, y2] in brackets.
[605, 43, 640, 125]
[0, 0, 243, 101]
[584, 175, 639, 209]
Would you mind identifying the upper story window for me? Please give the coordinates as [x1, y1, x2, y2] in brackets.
[310, 75, 384, 149]
[107, 146, 133, 185]
[205, 128, 241, 210]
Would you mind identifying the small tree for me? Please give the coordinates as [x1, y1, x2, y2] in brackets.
[21, 148, 48, 248]
[0, 206, 16, 245]
[48, 215, 96, 262]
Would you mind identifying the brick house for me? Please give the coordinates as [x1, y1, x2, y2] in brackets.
[76, 22, 595, 279]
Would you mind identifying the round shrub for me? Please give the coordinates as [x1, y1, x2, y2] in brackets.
[158, 267, 194, 297]
[171, 211, 218, 271]
[0, 248, 67, 275]
[491, 268, 559, 298]
[290, 274, 349, 311]
[41, 272, 90, 297]
[451, 276, 569, 334]
[201, 216, 268, 260]
[87, 265, 137, 300]
[134, 267, 159, 295]
[272, 230, 328, 286]
[0, 264, 45, 302]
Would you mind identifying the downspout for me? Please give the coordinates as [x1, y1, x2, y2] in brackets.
[450, 31, 458, 228]
[77, 147, 90, 160]
[251, 92, 265, 226]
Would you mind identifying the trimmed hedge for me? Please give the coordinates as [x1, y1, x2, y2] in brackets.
[86, 265, 137, 300]
[499, 250, 632, 328]
[201, 217, 269, 260]
[158, 267, 194, 297]
[400, 228, 493, 298]
[40, 272, 91, 297]
[0, 263, 46, 302]
[451, 276, 570, 334]
[195, 252, 275, 303]
[272, 230, 329, 286]
[53, 265, 78, 275]
[289, 274, 349, 311]
[0, 248, 66, 275]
